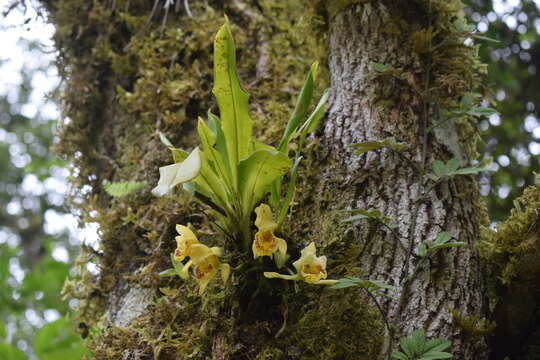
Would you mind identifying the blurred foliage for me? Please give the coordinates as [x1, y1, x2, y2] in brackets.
[466, 0, 540, 221]
[0, 4, 89, 358]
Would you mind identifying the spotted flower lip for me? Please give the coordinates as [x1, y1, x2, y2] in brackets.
[189, 244, 230, 295]
[174, 225, 200, 261]
[263, 242, 337, 285]
[172, 224, 230, 293]
[252, 204, 287, 258]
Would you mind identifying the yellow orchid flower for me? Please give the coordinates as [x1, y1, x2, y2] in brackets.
[252, 204, 287, 258]
[189, 244, 230, 295]
[264, 242, 337, 285]
[173, 225, 201, 278]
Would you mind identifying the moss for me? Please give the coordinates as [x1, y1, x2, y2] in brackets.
[287, 291, 384, 359]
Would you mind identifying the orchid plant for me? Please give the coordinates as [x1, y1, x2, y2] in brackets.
[155, 20, 332, 293]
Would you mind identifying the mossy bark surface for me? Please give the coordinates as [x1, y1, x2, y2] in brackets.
[47, 0, 493, 359]
[320, 1, 487, 359]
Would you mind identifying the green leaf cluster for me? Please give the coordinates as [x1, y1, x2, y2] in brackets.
[103, 180, 147, 197]
[391, 329, 452, 360]
[329, 277, 394, 298]
[428, 158, 492, 182]
[153, 20, 327, 244]
[350, 137, 408, 156]
[340, 208, 395, 225]
[417, 232, 466, 258]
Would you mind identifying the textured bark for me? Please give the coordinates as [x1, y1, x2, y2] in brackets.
[321, 2, 488, 359]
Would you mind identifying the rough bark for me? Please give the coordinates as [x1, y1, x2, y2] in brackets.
[318, 1, 488, 358]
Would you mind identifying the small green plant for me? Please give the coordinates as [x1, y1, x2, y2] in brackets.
[350, 137, 408, 156]
[427, 158, 492, 182]
[417, 232, 466, 258]
[152, 20, 327, 249]
[155, 20, 333, 294]
[391, 328, 452, 360]
[103, 180, 147, 197]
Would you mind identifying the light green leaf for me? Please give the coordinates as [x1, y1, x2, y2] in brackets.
[192, 150, 231, 212]
[419, 352, 453, 360]
[471, 34, 500, 43]
[0, 321, 5, 339]
[351, 137, 408, 156]
[34, 318, 90, 360]
[213, 21, 253, 181]
[418, 242, 428, 257]
[158, 268, 178, 277]
[0, 342, 26, 360]
[432, 160, 447, 178]
[369, 61, 396, 73]
[297, 89, 329, 153]
[424, 338, 452, 353]
[152, 147, 201, 196]
[453, 166, 492, 175]
[198, 117, 233, 190]
[103, 180, 146, 197]
[207, 111, 231, 175]
[434, 232, 452, 245]
[466, 107, 498, 117]
[277, 156, 302, 229]
[238, 149, 291, 215]
[429, 242, 467, 251]
[446, 158, 460, 174]
[159, 132, 189, 163]
[390, 351, 409, 360]
[278, 62, 318, 153]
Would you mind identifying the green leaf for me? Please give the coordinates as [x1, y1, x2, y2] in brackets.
[297, 89, 329, 153]
[198, 117, 233, 191]
[340, 208, 394, 224]
[453, 166, 492, 175]
[0, 342, 26, 360]
[471, 34, 500, 43]
[418, 242, 428, 257]
[328, 278, 358, 290]
[159, 132, 189, 163]
[424, 338, 451, 353]
[34, 318, 90, 360]
[418, 352, 453, 360]
[369, 61, 395, 73]
[192, 151, 231, 214]
[207, 111, 231, 176]
[278, 62, 318, 153]
[466, 107, 498, 117]
[213, 21, 253, 181]
[391, 351, 409, 360]
[350, 137, 408, 156]
[277, 156, 302, 229]
[158, 268, 178, 277]
[238, 149, 291, 215]
[429, 242, 467, 252]
[432, 160, 447, 178]
[446, 158, 460, 174]
[0, 320, 6, 339]
[434, 232, 452, 245]
[103, 180, 146, 197]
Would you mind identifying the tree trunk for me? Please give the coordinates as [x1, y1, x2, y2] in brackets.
[319, 1, 488, 358]
[47, 0, 491, 359]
